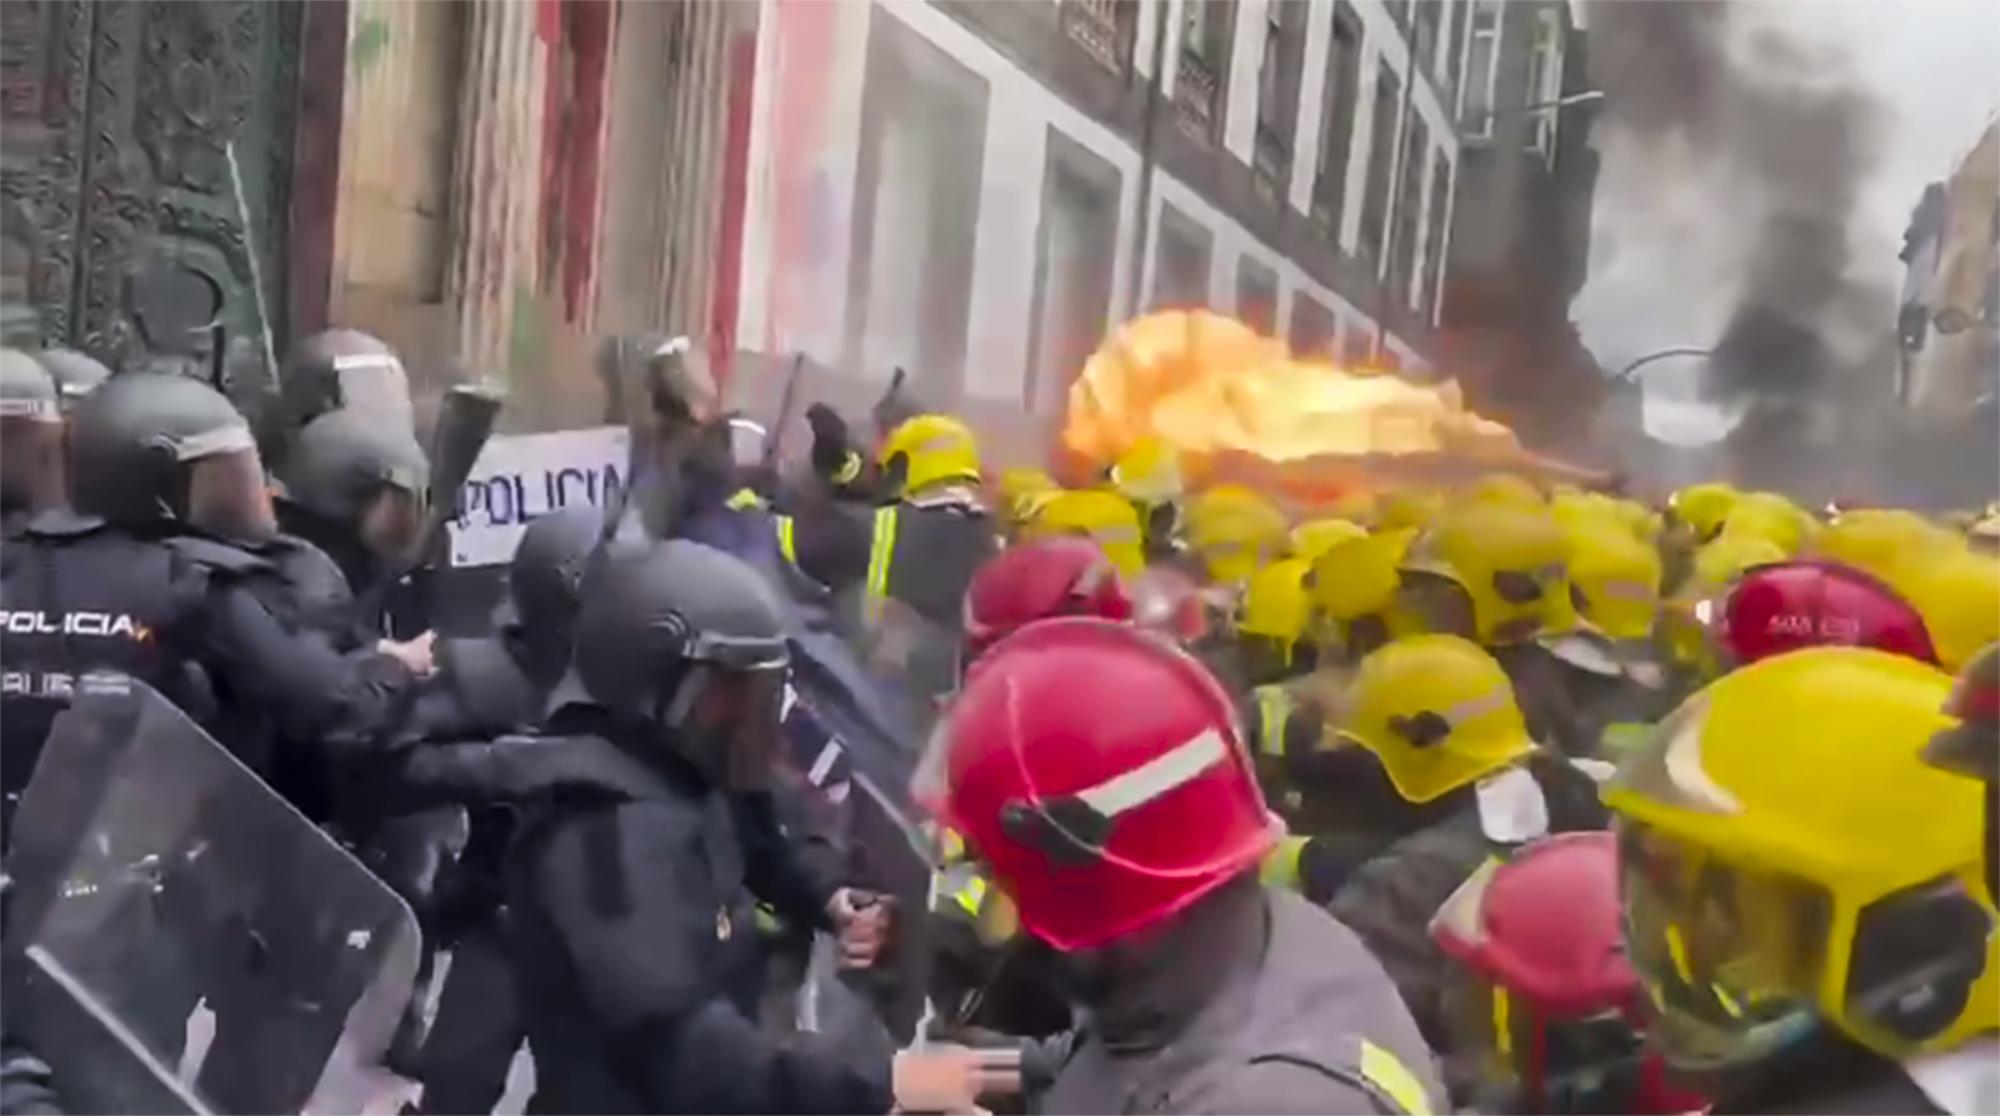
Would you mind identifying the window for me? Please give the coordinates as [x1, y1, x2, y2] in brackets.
[1290, 294, 1336, 356]
[1255, 1, 1306, 198]
[1153, 205, 1213, 310]
[1389, 113, 1429, 302]
[1237, 257, 1279, 335]
[1026, 132, 1121, 413]
[1525, 9, 1563, 160]
[1176, 0, 1235, 144]
[1359, 67, 1399, 263]
[1311, 3, 1364, 236]
[1420, 153, 1453, 320]
[1061, 1, 1141, 74]
[1462, 0, 1500, 137]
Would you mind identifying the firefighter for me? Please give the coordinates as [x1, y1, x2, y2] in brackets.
[1108, 435, 1186, 564]
[1229, 554, 1314, 688]
[1657, 530, 1789, 688]
[1428, 831, 1708, 1114]
[1319, 634, 1609, 1050]
[1017, 488, 1148, 578]
[1604, 647, 1998, 1113]
[1712, 560, 1940, 668]
[1184, 484, 1289, 590]
[1529, 519, 1676, 759]
[1398, 501, 1591, 756]
[962, 536, 1133, 657]
[1309, 529, 1417, 664]
[1, 349, 65, 531]
[923, 618, 1444, 1115]
[996, 466, 1060, 536]
[779, 413, 994, 626]
[1896, 546, 2000, 673]
[1290, 517, 1368, 563]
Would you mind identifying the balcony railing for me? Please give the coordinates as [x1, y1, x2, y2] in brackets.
[1174, 49, 1220, 145]
[1061, 0, 1136, 76]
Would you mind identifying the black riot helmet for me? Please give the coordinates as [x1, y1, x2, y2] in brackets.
[68, 371, 269, 533]
[282, 328, 414, 433]
[572, 539, 790, 790]
[509, 504, 604, 635]
[34, 347, 111, 412]
[284, 409, 430, 565]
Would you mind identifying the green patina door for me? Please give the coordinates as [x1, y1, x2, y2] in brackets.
[1, 0, 300, 394]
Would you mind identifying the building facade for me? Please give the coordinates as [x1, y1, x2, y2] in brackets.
[1436, 0, 1600, 452]
[735, 0, 1478, 461]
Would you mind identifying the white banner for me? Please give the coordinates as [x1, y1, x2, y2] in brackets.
[447, 426, 629, 568]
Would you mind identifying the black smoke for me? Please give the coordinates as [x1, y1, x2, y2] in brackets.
[1585, 0, 1888, 403]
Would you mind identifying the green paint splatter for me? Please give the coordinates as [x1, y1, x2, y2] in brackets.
[350, 16, 391, 77]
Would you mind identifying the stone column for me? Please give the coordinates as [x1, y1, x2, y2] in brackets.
[445, 0, 548, 381]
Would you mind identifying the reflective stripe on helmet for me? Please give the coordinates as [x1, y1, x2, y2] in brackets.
[1255, 685, 1292, 758]
[1077, 728, 1229, 819]
[864, 506, 899, 617]
[1359, 1040, 1434, 1116]
[776, 515, 797, 564]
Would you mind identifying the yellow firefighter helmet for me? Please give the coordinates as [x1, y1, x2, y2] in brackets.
[1336, 634, 1536, 804]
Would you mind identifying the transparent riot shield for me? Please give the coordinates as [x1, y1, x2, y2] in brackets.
[2, 675, 422, 1115]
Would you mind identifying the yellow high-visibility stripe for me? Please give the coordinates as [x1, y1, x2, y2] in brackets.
[776, 516, 798, 564]
[1359, 1040, 1433, 1116]
[864, 506, 899, 618]
[1255, 686, 1292, 758]
[1492, 985, 1513, 1057]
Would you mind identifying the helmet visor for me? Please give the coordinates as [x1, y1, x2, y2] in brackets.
[187, 448, 277, 541]
[1616, 820, 1828, 1072]
[329, 351, 414, 420]
[672, 664, 786, 792]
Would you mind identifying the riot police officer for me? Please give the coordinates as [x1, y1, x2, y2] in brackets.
[1, 350, 64, 532]
[0, 371, 425, 824]
[275, 407, 429, 633]
[496, 537, 927, 1114]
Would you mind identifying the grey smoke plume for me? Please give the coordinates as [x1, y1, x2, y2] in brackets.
[1584, 0, 1889, 402]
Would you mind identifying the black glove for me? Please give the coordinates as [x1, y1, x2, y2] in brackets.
[806, 403, 854, 479]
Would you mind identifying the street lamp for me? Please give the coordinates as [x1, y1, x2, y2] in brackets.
[1614, 346, 1714, 382]
[1470, 89, 1605, 126]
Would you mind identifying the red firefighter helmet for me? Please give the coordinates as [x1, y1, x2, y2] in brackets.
[1716, 560, 1938, 667]
[963, 538, 1133, 656]
[921, 619, 1277, 951]
[1430, 832, 1707, 1114]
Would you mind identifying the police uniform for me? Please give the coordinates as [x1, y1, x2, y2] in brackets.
[499, 711, 888, 1114]
[0, 511, 420, 833]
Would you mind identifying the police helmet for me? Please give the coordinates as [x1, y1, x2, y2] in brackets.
[572, 539, 789, 788]
[1, 347, 60, 424]
[284, 408, 430, 526]
[510, 504, 604, 633]
[68, 371, 260, 525]
[283, 328, 414, 431]
[34, 347, 111, 410]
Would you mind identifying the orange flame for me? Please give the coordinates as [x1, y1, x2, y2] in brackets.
[1061, 310, 1600, 502]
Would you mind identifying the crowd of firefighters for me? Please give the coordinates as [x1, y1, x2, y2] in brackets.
[791, 395, 2000, 1114]
[3, 324, 1999, 1114]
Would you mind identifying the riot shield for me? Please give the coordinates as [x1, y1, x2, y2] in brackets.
[2, 676, 422, 1115]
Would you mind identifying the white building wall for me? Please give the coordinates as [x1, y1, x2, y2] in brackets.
[737, 0, 1453, 408]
